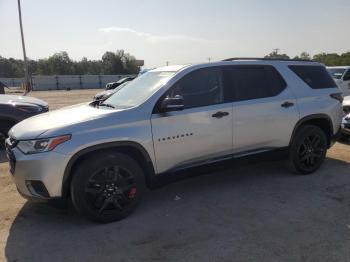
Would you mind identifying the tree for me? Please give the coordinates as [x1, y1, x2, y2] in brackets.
[101, 51, 124, 74]
[0, 56, 18, 77]
[46, 51, 74, 75]
[264, 49, 290, 59]
[313, 53, 342, 66]
[0, 50, 141, 77]
[294, 52, 311, 60]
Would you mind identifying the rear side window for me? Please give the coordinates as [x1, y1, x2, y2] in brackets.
[289, 65, 337, 89]
[223, 65, 286, 102]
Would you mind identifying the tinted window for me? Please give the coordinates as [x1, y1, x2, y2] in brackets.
[343, 70, 350, 81]
[223, 66, 286, 101]
[289, 65, 337, 89]
[167, 67, 224, 109]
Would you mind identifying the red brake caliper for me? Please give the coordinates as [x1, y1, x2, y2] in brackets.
[128, 186, 137, 199]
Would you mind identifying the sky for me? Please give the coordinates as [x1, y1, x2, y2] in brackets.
[0, 0, 349, 68]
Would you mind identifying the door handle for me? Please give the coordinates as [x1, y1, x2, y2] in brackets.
[281, 101, 294, 108]
[212, 111, 229, 118]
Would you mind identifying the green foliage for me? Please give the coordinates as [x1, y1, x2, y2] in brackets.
[265, 49, 350, 65]
[264, 49, 290, 59]
[0, 50, 140, 77]
[312, 52, 350, 66]
[294, 52, 311, 60]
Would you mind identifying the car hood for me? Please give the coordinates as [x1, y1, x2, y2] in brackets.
[0, 94, 48, 107]
[9, 103, 117, 140]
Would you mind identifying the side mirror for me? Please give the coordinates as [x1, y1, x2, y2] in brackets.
[160, 95, 184, 112]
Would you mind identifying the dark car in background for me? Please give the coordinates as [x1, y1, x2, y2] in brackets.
[105, 76, 136, 90]
[0, 94, 48, 146]
[93, 81, 130, 103]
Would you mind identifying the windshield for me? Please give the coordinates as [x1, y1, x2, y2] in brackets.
[327, 68, 346, 79]
[103, 71, 175, 108]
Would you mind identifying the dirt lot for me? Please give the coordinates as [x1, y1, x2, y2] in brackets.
[1, 90, 350, 262]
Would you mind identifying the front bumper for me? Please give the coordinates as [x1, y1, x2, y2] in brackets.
[5, 139, 71, 199]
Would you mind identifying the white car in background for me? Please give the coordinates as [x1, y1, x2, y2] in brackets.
[342, 96, 350, 138]
[327, 66, 350, 96]
[343, 95, 350, 115]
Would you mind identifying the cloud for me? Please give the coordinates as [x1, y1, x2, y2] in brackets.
[100, 27, 151, 38]
[99, 26, 215, 44]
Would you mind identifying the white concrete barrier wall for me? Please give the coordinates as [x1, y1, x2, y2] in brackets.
[0, 78, 24, 88]
[0, 75, 136, 90]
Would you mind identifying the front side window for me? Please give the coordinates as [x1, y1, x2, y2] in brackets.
[104, 71, 175, 108]
[167, 67, 224, 109]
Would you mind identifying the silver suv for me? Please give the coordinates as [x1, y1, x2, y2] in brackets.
[6, 59, 343, 223]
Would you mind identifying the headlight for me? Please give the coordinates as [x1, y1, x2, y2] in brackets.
[17, 135, 71, 154]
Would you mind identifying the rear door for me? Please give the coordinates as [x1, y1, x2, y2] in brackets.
[222, 65, 300, 154]
[151, 67, 233, 173]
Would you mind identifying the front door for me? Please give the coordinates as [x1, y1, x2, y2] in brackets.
[151, 67, 233, 173]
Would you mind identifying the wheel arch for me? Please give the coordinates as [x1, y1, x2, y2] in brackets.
[62, 141, 156, 198]
[289, 114, 334, 148]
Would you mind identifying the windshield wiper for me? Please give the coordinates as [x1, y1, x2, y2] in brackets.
[99, 103, 116, 109]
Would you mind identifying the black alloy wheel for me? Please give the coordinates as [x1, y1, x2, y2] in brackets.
[288, 125, 328, 174]
[84, 166, 137, 215]
[71, 152, 144, 223]
[295, 133, 326, 172]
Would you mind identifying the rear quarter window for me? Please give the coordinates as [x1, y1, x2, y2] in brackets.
[289, 65, 337, 89]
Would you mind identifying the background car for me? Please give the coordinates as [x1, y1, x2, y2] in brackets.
[0, 94, 48, 146]
[327, 66, 350, 96]
[342, 114, 350, 135]
[343, 95, 350, 115]
[341, 96, 350, 139]
[105, 76, 136, 90]
[93, 81, 130, 103]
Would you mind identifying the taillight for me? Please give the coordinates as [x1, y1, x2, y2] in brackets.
[330, 93, 343, 103]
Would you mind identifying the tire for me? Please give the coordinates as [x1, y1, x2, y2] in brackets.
[70, 152, 145, 223]
[288, 125, 328, 175]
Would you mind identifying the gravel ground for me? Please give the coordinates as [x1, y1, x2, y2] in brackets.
[1, 90, 350, 262]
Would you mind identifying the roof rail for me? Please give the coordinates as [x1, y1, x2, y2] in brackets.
[222, 57, 314, 62]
